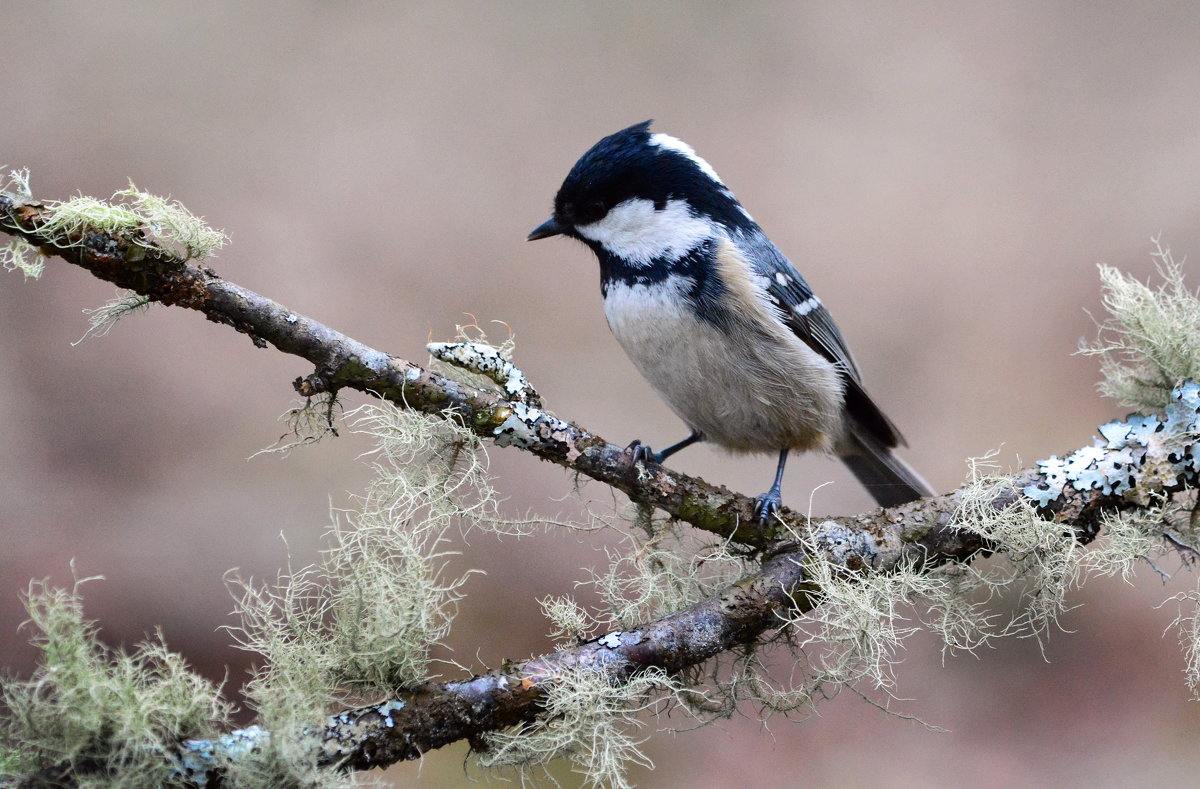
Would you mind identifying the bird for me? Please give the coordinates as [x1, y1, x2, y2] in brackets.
[527, 120, 932, 521]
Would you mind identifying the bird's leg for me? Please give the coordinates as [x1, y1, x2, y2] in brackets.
[753, 449, 789, 523]
[628, 430, 702, 465]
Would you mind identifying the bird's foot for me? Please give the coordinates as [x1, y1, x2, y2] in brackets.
[627, 439, 663, 466]
[753, 487, 783, 525]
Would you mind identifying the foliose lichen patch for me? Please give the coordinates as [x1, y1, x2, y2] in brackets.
[1025, 380, 1200, 507]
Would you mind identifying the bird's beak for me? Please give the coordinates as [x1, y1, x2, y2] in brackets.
[527, 217, 564, 241]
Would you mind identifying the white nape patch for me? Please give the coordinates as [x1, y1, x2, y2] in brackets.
[576, 198, 717, 267]
[792, 295, 821, 316]
[650, 133, 725, 185]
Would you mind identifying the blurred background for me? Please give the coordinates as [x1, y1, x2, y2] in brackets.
[3, 2, 1200, 786]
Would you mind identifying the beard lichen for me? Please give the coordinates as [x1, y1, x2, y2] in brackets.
[0, 237, 43, 280]
[70, 289, 154, 345]
[251, 393, 344, 458]
[228, 405, 502, 707]
[0, 576, 229, 788]
[592, 528, 749, 631]
[8, 248, 1200, 787]
[213, 405, 514, 786]
[31, 181, 228, 263]
[476, 666, 683, 789]
[3, 171, 229, 339]
[1081, 239, 1200, 411]
[1, 167, 32, 201]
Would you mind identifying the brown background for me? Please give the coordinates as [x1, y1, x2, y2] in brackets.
[3, 2, 1200, 786]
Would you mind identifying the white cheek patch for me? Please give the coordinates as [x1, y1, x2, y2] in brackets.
[576, 198, 717, 267]
[650, 133, 725, 185]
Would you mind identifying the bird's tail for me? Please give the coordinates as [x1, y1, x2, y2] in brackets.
[838, 431, 934, 507]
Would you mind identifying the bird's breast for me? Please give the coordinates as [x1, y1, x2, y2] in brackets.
[600, 268, 844, 453]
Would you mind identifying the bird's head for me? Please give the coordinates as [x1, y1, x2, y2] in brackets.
[528, 121, 752, 267]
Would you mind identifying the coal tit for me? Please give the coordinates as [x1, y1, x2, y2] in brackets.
[528, 121, 932, 520]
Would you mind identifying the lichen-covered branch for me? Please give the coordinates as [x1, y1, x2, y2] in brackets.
[11, 188, 1192, 546]
[155, 451, 1200, 783]
[0, 191, 780, 546]
[4, 183, 1200, 788]
[9, 456, 1192, 786]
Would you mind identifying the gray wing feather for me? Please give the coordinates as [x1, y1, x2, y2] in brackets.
[733, 230, 860, 376]
[733, 229, 905, 449]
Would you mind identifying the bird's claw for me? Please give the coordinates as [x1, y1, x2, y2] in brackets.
[627, 439, 662, 466]
[753, 489, 783, 524]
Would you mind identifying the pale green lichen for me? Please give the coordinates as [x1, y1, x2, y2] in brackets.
[70, 290, 153, 345]
[7, 251, 1200, 788]
[1162, 588, 1200, 698]
[0, 576, 229, 788]
[0, 746, 38, 779]
[1081, 239, 1200, 409]
[760, 522, 990, 707]
[0, 400, 545, 786]
[229, 407, 489, 707]
[2, 176, 227, 325]
[800, 555, 959, 688]
[36, 195, 144, 243]
[250, 394, 343, 458]
[477, 666, 681, 789]
[0, 238, 43, 279]
[749, 443, 1170, 719]
[954, 459, 1165, 647]
[220, 683, 346, 789]
[26, 181, 228, 262]
[540, 595, 599, 647]
[593, 528, 748, 630]
[353, 402, 551, 537]
[1077, 508, 1162, 583]
[223, 405, 514, 786]
[955, 467, 1080, 639]
[0, 167, 41, 278]
[1069, 250, 1200, 687]
[1, 167, 32, 200]
[112, 185, 228, 261]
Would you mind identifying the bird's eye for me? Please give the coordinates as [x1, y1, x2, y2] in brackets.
[558, 199, 606, 226]
[580, 199, 606, 222]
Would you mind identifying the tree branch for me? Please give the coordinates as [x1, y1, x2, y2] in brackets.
[3, 188, 1197, 786]
[0, 192, 786, 546]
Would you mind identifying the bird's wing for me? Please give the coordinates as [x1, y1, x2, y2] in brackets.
[736, 229, 905, 448]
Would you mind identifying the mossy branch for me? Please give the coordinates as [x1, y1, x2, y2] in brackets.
[4, 183, 1200, 787]
[0, 188, 790, 547]
[16, 460, 1178, 787]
